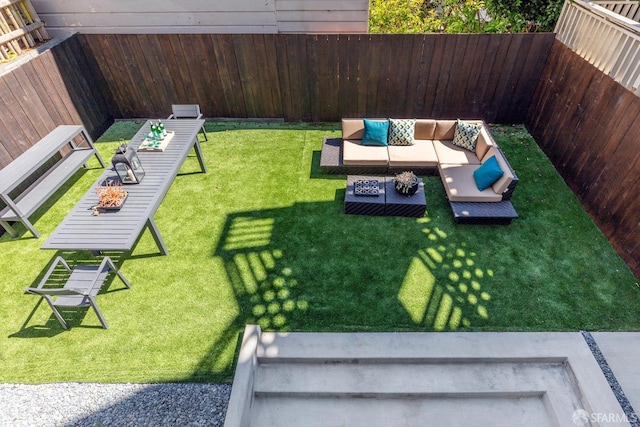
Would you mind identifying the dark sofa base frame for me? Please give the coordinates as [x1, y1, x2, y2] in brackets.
[449, 200, 519, 225]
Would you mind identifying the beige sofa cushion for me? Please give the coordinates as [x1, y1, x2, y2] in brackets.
[342, 139, 389, 165]
[433, 140, 481, 165]
[475, 126, 495, 160]
[434, 120, 457, 140]
[415, 119, 436, 140]
[342, 118, 364, 140]
[439, 164, 503, 202]
[482, 147, 515, 195]
[388, 140, 438, 167]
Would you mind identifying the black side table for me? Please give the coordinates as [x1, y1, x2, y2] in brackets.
[384, 177, 427, 217]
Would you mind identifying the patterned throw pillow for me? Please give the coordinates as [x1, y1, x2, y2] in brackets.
[452, 120, 482, 151]
[388, 118, 416, 146]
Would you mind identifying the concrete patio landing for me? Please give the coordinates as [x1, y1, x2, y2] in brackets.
[224, 326, 639, 427]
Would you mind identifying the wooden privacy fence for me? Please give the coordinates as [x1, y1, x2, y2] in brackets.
[76, 33, 555, 123]
[555, 0, 640, 94]
[527, 40, 640, 276]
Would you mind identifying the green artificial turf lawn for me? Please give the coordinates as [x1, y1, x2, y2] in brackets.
[0, 120, 638, 384]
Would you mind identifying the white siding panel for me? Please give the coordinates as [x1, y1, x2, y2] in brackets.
[275, 0, 369, 11]
[45, 27, 278, 39]
[31, 0, 276, 13]
[31, 0, 368, 35]
[275, 0, 368, 33]
[277, 21, 368, 33]
[42, 12, 277, 28]
[277, 11, 368, 21]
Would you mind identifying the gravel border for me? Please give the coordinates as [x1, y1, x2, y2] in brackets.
[582, 331, 640, 427]
[0, 383, 231, 427]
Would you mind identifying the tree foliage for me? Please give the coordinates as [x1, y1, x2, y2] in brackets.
[485, 0, 564, 32]
[369, 0, 564, 33]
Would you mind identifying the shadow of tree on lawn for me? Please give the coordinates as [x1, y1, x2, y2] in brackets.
[189, 200, 495, 381]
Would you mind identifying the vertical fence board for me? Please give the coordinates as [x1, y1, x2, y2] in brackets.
[421, 35, 443, 117]
[473, 35, 503, 120]
[363, 35, 379, 117]
[275, 35, 294, 121]
[37, 53, 77, 125]
[0, 32, 554, 145]
[83, 34, 127, 118]
[339, 35, 352, 118]
[249, 34, 274, 117]
[354, 35, 369, 117]
[527, 39, 640, 278]
[157, 35, 188, 107]
[264, 35, 284, 118]
[315, 35, 335, 121]
[295, 34, 312, 122]
[11, 66, 51, 136]
[0, 73, 40, 144]
[508, 34, 554, 124]
[589, 98, 640, 218]
[0, 78, 32, 160]
[495, 34, 528, 123]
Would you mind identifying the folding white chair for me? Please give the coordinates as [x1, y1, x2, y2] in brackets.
[25, 256, 131, 329]
[167, 104, 208, 141]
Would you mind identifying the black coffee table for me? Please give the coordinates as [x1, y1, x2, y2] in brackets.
[344, 175, 386, 216]
[344, 175, 426, 218]
[384, 177, 427, 217]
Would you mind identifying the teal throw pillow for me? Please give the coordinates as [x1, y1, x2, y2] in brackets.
[388, 118, 416, 146]
[473, 155, 504, 191]
[453, 120, 482, 151]
[362, 119, 389, 146]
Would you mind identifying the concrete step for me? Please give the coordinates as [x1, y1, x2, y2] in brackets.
[224, 326, 633, 427]
[252, 361, 582, 427]
[250, 394, 556, 427]
[255, 330, 595, 361]
[254, 361, 574, 395]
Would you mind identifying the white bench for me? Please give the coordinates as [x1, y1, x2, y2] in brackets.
[0, 125, 105, 238]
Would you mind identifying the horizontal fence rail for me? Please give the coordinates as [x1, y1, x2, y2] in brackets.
[555, 0, 640, 94]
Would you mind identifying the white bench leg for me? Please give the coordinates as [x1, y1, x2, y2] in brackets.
[1, 218, 39, 238]
[0, 220, 18, 238]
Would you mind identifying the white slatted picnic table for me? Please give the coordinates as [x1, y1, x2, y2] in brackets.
[41, 119, 207, 255]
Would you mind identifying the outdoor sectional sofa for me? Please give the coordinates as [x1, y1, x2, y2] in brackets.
[320, 118, 519, 224]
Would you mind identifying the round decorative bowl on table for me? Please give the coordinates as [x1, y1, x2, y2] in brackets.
[393, 171, 419, 196]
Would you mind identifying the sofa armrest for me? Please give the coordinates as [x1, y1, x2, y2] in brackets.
[496, 147, 518, 200]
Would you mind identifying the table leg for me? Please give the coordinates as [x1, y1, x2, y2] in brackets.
[146, 217, 168, 255]
[193, 138, 208, 173]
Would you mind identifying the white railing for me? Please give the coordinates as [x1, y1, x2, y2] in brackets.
[594, 1, 640, 22]
[555, 0, 640, 94]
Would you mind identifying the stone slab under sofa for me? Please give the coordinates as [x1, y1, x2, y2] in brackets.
[320, 118, 519, 224]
